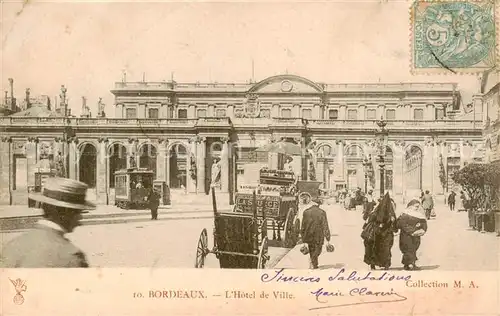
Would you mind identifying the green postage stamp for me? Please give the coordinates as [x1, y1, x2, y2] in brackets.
[411, 0, 497, 73]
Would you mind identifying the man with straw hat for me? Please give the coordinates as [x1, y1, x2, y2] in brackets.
[0, 178, 95, 268]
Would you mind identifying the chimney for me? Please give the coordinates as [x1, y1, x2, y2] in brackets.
[8, 78, 15, 111]
[25, 88, 31, 109]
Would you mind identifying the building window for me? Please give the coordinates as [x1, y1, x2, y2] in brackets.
[366, 109, 376, 120]
[148, 108, 159, 119]
[386, 109, 396, 120]
[197, 109, 207, 118]
[215, 109, 226, 117]
[414, 109, 424, 120]
[302, 109, 312, 119]
[260, 109, 271, 118]
[178, 109, 187, 119]
[328, 109, 338, 120]
[436, 108, 445, 119]
[347, 109, 358, 120]
[125, 108, 137, 119]
[281, 108, 291, 118]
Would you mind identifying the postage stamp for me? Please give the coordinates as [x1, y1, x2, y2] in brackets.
[411, 0, 497, 74]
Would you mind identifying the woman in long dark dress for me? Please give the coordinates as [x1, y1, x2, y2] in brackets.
[396, 199, 428, 270]
[361, 192, 397, 270]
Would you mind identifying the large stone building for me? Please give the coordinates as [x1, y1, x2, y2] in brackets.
[482, 72, 500, 164]
[0, 74, 485, 205]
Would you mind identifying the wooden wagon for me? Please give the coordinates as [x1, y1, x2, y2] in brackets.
[194, 188, 269, 269]
[230, 168, 301, 248]
[114, 168, 154, 209]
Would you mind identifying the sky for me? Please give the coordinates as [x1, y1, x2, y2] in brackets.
[0, 1, 484, 116]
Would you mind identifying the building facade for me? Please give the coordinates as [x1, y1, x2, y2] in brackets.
[0, 74, 485, 205]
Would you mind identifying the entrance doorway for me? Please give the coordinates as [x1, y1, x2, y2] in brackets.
[79, 143, 97, 188]
[169, 144, 187, 189]
[139, 144, 157, 179]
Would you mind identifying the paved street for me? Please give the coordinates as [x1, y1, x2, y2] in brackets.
[1, 212, 289, 268]
[1, 201, 498, 270]
[276, 202, 499, 271]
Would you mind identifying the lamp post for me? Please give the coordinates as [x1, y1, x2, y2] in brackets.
[362, 157, 370, 193]
[376, 117, 389, 198]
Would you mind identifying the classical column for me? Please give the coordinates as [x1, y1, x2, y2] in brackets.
[267, 135, 278, 169]
[433, 141, 446, 194]
[157, 138, 168, 182]
[339, 104, 347, 120]
[196, 137, 206, 193]
[26, 137, 38, 187]
[392, 140, 405, 196]
[96, 137, 109, 204]
[127, 138, 138, 168]
[334, 140, 345, 182]
[68, 138, 78, 180]
[186, 139, 196, 193]
[472, 94, 484, 122]
[220, 136, 230, 192]
[292, 137, 304, 180]
[0, 137, 12, 204]
[316, 159, 326, 186]
[422, 139, 434, 191]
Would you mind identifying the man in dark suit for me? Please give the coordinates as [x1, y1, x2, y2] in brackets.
[300, 197, 331, 269]
[0, 178, 95, 268]
[147, 188, 161, 220]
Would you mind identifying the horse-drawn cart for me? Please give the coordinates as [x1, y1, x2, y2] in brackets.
[234, 168, 301, 248]
[194, 189, 269, 269]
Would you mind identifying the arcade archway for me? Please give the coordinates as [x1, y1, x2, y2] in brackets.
[404, 145, 423, 191]
[169, 143, 187, 189]
[79, 143, 97, 188]
[139, 144, 157, 179]
[345, 144, 364, 190]
[109, 143, 127, 188]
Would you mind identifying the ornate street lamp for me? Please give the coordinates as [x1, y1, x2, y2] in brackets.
[375, 117, 389, 197]
[362, 157, 370, 193]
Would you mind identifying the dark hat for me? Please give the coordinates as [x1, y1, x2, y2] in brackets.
[28, 177, 96, 211]
[311, 196, 323, 205]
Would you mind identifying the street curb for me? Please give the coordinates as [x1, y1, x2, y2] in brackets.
[0, 207, 229, 220]
[1, 213, 215, 232]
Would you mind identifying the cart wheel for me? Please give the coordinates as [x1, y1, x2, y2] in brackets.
[283, 208, 298, 248]
[299, 192, 312, 205]
[195, 228, 209, 268]
[257, 236, 269, 269]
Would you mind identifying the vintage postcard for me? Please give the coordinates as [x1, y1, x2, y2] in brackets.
[0, 1, 499, 315]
